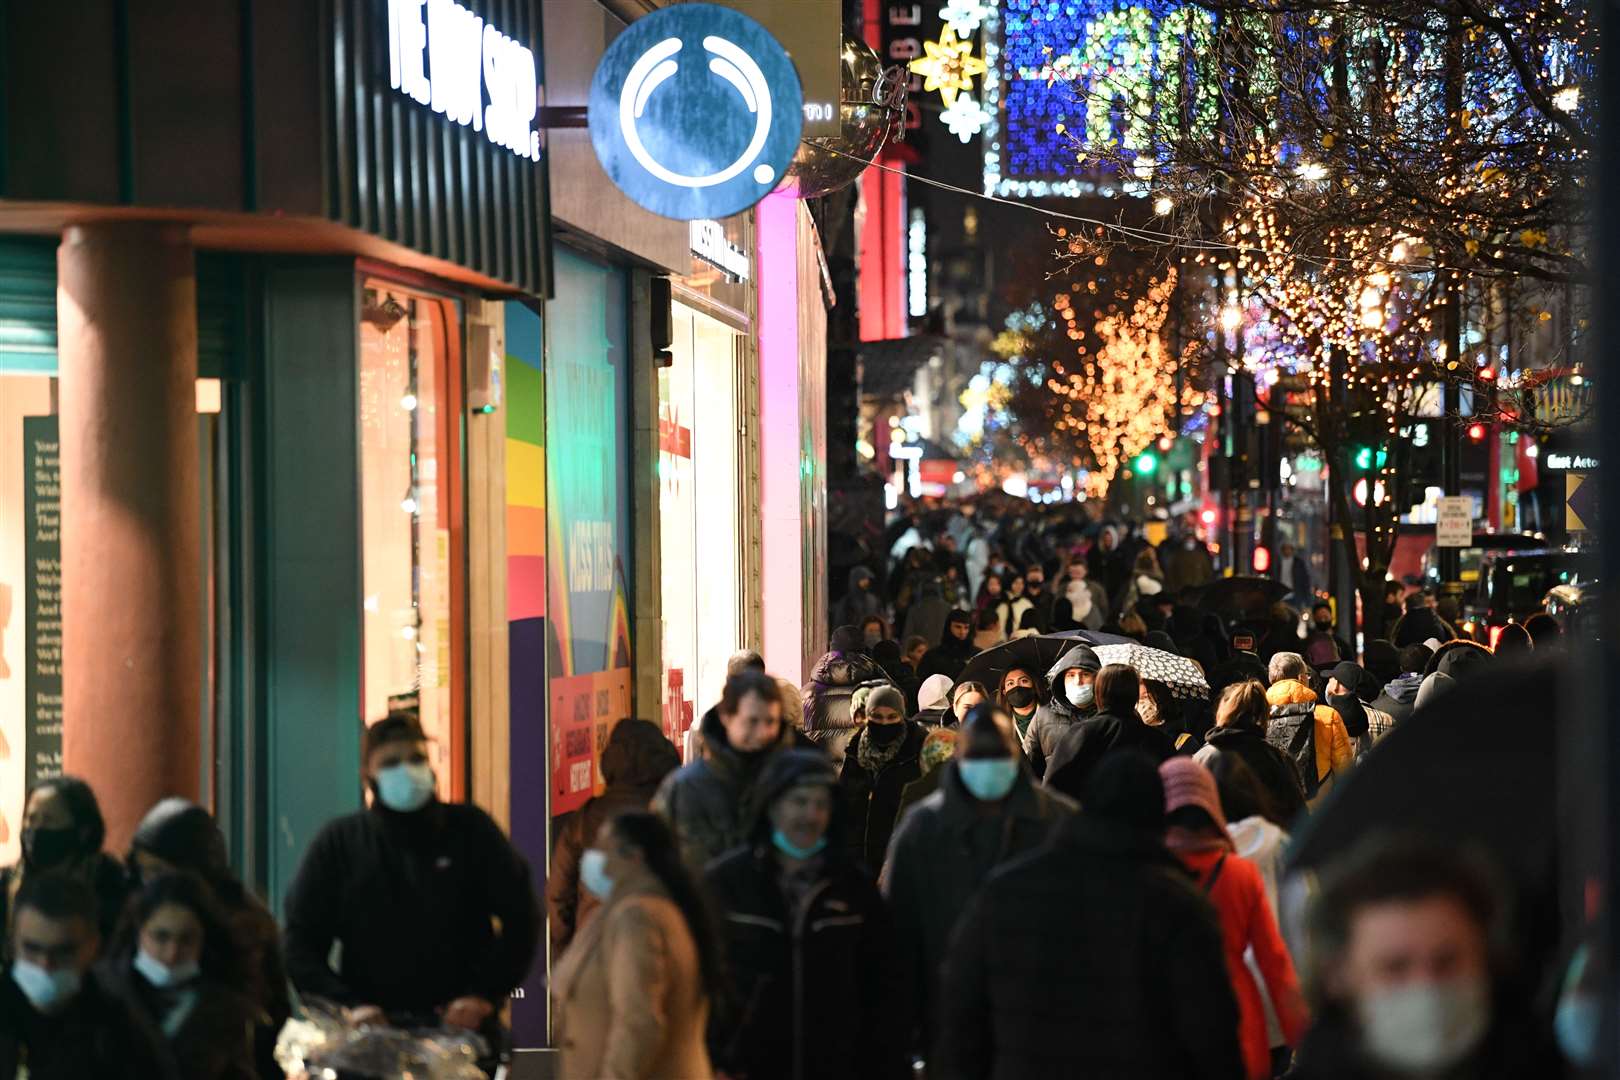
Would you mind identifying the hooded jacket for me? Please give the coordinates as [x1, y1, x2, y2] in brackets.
[654, 706, 800, 870]
[704, 752, 911, 1080]
[840, 721, 929, 872]
[834, 565, 883, 630]
[1372, 672, 1424, 725]
[549, 719, 682, 951]
[1042, 710, 1177, 800]
[936, 816, 1245, 1080]
[918, 609, 978, 684]
[1264, 681, 1354, 806]
[128, 799, 291, 1076]
[882, 762, 1076, 1054]
[1196, 726, 1309, 828]
[1021, 646, 1101, 778]
[802, 650, 891, 768]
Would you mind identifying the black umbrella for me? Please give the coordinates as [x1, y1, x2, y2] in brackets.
[957, 630, 1132, 693]
[1197, 575, 1291, 616]
[1285, 663, 1556, 890]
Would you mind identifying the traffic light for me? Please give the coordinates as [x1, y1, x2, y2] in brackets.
[1352, 446, 1388, 471]
[1252, 545, 1272, 574]
[1134, 451, 1158, 475]
[1467, 422, 1487, 442]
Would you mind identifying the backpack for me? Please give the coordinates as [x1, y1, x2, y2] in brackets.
[1266, 702, 1323, 798]
[1303, 631, 1340, 667]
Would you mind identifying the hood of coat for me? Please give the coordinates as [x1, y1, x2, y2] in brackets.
[130, 798, 228, 878]
[1381, 671, 1425, 705]
[748, 748, 844, 843]
[808, 650, 887, 688]
[918, 673, 955, 713]
[600, 718, 682, 789]
[698, 704, 796, 779]
[846, 565, 875, 594]
[1266, 679, 1318, 707]
[1226, 814, 1287, 863]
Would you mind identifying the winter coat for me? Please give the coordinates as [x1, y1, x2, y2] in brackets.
[1173, 846, 1309, 1080]
[127, 798, 292, 1073]
[802, 650, 891, 766]
[1228, 816, 1292, 1051]
[0, 967, 178, 1080]
[1264, 681, 1354, 807]
[840, 722, 929, 871]
[1372, 672, 1423, 726]
[1042, 710, 1177, 800]
[994, 596, 1034, 639]
[282, 800, 540, 1017]
[549, 718, 682, 952]
[1053, 578, 1109, 631]
[882, 763, 1076, 1053]
[936, 816, 1245, 1080]
[1196, 726, 1310, 828]
[705, 846, 910, 1080]
[918, 612, 979, 685]
[550, 866, 713, 1080]
[1285, 1001, 1554, 1080]
[834, 565, 883, 630]
[1019, 646, 1099, 777]
[653, 708, 800, 871]
[100, 958, 257, 1080]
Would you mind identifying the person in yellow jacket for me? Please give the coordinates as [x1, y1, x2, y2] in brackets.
[1264, 654, 1354, 806]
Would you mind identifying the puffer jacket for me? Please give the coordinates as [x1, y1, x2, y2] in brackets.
[653, 708, 798, 869]
[882, 763, 1076, 1054]
[705, 845, 910, 1080]
[840, 721, 929, 871]
[1020, 646, 1099, 778]
[1263, 681, 1353, 806]
[549, 718, 681, 951]
[802, 650, 891, 767]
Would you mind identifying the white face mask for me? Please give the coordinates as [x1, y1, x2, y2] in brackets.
[375, 761, 436, 812]
[1066, 680, 1094, 710]
[11, 958, 82, 1014]
[1357, 978, 1490, 1073]
[1137, 698, 1161, 725]
[134, 948, 201, 990]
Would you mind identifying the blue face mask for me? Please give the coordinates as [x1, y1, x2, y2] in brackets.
[375, 762, 435, 812]
[1067, 682, 1095, 710]
[958, 757, 1019, 801]
[771, 829, 828, 861]
[580, 849, 614, 900]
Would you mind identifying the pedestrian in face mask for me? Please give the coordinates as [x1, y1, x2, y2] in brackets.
[282, 711, 540, 1050]
[1289, 838, 1546, 1079]
[997, 667, 1042, 746]
[1042, 664, 1178, 798]
[1, 776, 128, 950]
[839, 686, 927, 871]
[1020, 646, 1101, 778]
[1, 872, 175, 1080]
[705, 751, 911, 1080]
[881, 706, 1076, 1060]
[99, 871, 256, 1080]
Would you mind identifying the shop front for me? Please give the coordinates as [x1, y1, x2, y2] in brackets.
[0, 1, 548, 911]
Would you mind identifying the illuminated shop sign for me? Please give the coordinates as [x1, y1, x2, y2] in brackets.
[689, 219, 751, 281]
[1544, 452, 1598, 471]
[588, 3, 804, 219]
[386, 0, 541, 162]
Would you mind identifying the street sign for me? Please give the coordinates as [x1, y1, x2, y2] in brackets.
[588, 3, 804, 220]
[1567, 472, 1597, 532]
[1435, 495, 1473, 547]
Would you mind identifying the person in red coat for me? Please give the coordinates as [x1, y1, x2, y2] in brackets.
[1161, 756, 1309, 1079]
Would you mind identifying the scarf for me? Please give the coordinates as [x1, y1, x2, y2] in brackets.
[857, 724, 908, 775]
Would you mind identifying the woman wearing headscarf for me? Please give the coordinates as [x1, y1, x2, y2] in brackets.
[550, 812, 719, 1079]
[705, 751, 910, 1080]
[1, 776, 128, 947]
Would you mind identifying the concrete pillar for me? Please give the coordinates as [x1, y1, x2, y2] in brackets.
[57, 224, 200, 851]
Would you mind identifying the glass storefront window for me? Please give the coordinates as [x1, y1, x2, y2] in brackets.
[359, 280, 463, 798]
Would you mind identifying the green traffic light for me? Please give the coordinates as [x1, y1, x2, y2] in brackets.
[1134, 452, 1158, 475]
[1352, 447, 1388, 471]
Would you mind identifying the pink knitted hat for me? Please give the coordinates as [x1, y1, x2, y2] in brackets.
[1159, 757, 1229, 833]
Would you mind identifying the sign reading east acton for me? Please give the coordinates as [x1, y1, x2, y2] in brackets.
[386, 0, 541, 162]
[1435, 495, 1473, 548]
[588, 3, 804, 220]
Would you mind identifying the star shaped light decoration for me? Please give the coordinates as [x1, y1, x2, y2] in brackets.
[941, 95, 990, 141]
[940, 0, 991, 37]
[908, 25, 989, 107]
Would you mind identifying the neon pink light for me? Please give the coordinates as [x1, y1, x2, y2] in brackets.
[756, 192, 803, 680]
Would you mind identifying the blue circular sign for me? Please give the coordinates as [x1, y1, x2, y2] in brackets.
[589, 3, 804, 221]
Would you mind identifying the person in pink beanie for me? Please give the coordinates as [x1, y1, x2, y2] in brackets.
[1161, 756, 1310, 1079]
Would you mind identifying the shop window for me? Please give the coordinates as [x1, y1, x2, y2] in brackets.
[358, 280, 465, 799]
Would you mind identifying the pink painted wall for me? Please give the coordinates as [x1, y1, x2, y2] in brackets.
[757, 193, 804, 681]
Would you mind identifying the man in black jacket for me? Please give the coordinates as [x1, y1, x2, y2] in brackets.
[840, 686, 928, 872]
[283, 713, 540, 1042]
[0, 872, 176, 1080]
[882, 707, 1076, 1061]
[1043, 663, 1176, 799]
[937, 752, 1244, 1080]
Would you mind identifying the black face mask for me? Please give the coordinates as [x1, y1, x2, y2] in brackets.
[867, 720, 906, 745]
[1005, 686, 1038, 710]
[1314, 619, 1333, 631]
[22, 826, 78, 870]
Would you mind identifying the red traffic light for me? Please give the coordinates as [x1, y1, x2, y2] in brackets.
[1200, 507, 1218, 526]
[1252, 546, 1272, 574]
[1467, 422, 1487, 442]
